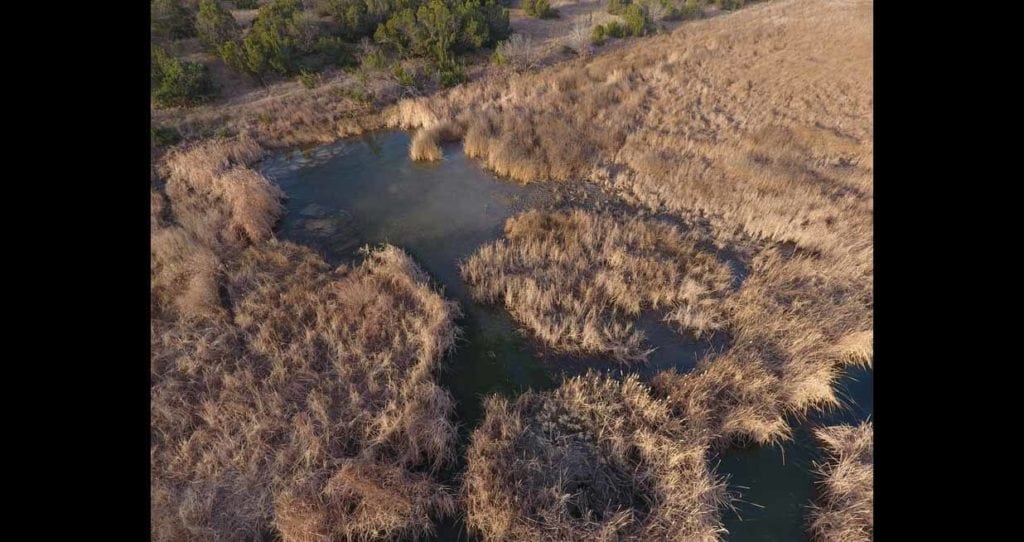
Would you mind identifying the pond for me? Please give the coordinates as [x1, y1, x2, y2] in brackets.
[262, 130, 873, 541]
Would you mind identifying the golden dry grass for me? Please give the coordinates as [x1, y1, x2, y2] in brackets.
[451, 0, 872, 424]
[459, 2, 872, 535]
[651, 352, 790, 448]
[152, 135, 283, 321]
[151, 135, 463, 540]
[161, 134, 282, 247]
[152, 71, 392, 149]
[465, 372, 726, 541]
[808, 422, 873, 542]
[152, 1, 873, 538]
[461, 209, 734, 362]
[151, 242, 461, 541]
[409, 121, 463, 161]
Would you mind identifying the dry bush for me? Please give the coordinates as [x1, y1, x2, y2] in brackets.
[151, 241, 461, 541]
[465, 372, 726, 542]
[567, 15, 593, 54]
[808, 422, 873, 542]
[462, 209, 733, 362]
[647, 245, 872, 448]
[496, 34, 537, 70]
[410, 129, 444, 161]
[151, 135, 281, 322]
[388, 97, 445, 130]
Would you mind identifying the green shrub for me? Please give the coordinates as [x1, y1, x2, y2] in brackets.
[315, 36, 358, 68]
[622, 4, 648, 36]
[220, 0, 303, 81]
[375, 0, 509, 64]
[344, 72, 375, 103]
[152, 0, 197, 41]
[323, 0, 376, 40]
[604, 20, 625, 38]
[606, 0, 630, 15]
[435, 58, 467, 87]
[152, 48, 216, 107]
[298, 69, 322, 88]
[590, 24, 606, 45]
[718, 0, 744, 10]
[196, 0, 241, 50]
[234, 0, 259, 8]
[456, 0, 512, 49]
[151, 125, 183, 147]
[678, 0, 703, 20]
[361, 48, 387, 70]
[392, 64, 418, 87]
[523, 0, 557, 19]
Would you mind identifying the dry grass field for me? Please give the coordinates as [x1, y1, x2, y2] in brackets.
[151, 139, 461, 540]
[808, 422, 874, 542]
[152, 71, 390, 149]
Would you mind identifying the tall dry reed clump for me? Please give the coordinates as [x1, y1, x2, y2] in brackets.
[152, 135, 282, 321]
[464, 372, 726, 542]
[409, 121, 463, 161]
[461, 209, 734, 363]
[152, 136, 462, 540]
[808, 422, 873, 542]
[162, 135, 281, 247]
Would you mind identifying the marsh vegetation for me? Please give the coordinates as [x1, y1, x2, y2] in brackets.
[152, 138, 462, 541]
[151, 0, 873, 539]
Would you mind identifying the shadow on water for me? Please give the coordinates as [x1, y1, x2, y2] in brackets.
[263, 131, 873, 542]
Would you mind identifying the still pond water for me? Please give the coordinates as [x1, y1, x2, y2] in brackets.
[261, 131, 873, 542]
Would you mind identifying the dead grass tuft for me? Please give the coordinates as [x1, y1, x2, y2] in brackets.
[808, 422, 873, 542]
[652, 353, 790, 448]
[461, 210, 733, 362]
[409, 121, 463, 162]
[163, 135, 283, 247]
[151, 225, 225, 321]
[465, 372, 726, 541]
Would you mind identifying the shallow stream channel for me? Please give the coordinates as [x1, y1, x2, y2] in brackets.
[260, 130, 873, 541]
